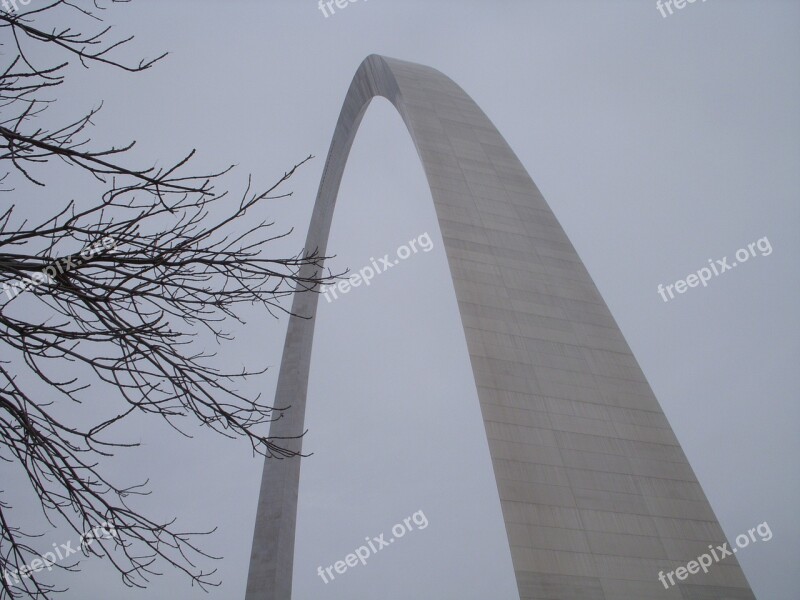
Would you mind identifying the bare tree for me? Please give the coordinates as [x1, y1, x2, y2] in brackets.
[0, 2, 333, 597]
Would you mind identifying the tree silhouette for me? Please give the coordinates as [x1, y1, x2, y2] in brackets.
[0, 2, 333, 597]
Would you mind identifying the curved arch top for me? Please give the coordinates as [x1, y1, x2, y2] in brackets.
[245, 55, 754, 600]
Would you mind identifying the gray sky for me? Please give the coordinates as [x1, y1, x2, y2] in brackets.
[2, 1, 798, 598]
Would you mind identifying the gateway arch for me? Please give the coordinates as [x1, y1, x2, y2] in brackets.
[246, 55, 755, 600]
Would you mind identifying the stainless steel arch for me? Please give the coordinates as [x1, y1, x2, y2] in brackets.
[245, 55, 755, 600]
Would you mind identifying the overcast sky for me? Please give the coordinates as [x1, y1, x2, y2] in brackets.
[2, 1, 798, 599]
